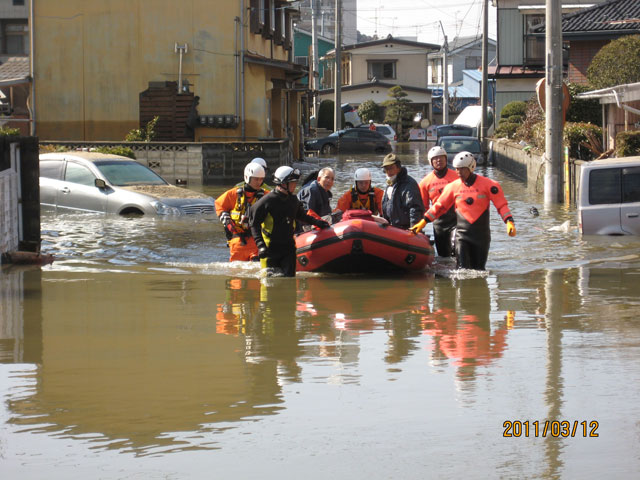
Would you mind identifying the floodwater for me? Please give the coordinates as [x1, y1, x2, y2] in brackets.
[2, 143, 640, 479]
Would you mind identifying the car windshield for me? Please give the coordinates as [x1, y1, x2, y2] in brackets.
[441, 139, 481, 153]
[94, 161, 168, 186]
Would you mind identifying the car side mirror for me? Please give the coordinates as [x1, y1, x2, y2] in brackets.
[95, 178, 107, 189]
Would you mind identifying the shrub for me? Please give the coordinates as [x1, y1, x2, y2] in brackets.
[587, 35, 640, 89]
[495, 122, 518, 139]
[0, 126, 20, 136]
[500, 101, 527, 119]
[514, 97, 545, 149]
[615, 131, 640, 157]
[566, 83, 601, 126]
[94, 146, 136, 159]
[357, 99, 381, 123]
[125, 116, 159, 142]
[506, 114, 524, 124]
[563, 122, 603, 160]
[317, 100, 344, 130]
[39, 144, 70, 154]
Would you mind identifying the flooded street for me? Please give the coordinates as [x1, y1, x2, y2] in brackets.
[2, 143, 640, 478]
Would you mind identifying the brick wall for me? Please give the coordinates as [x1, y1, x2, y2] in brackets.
[568, 40, 610, 85]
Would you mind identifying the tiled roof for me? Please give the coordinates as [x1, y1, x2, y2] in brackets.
[0, 57, 30, 85]
[534, 0, 640, 34]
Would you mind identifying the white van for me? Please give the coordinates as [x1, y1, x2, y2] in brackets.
[577, 157, 640, 235]
[453, 105, 494, 138]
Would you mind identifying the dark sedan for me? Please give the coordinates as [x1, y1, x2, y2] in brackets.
[436, 136, 486, 165]
[305, 128, 392, 154]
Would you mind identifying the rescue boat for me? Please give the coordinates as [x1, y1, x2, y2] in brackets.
[295, 210, 434, 274]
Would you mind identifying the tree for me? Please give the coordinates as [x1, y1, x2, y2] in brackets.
[382, 86, 412, 136]
[357, 100, 381, 123]
[587, 35, 640, 89]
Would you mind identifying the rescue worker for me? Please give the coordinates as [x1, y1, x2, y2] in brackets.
[410, 151, 516, 270]
[297, 167, 334, 219]
[249, 166, 330, 277]
[336, 167, 384, 214]
[216, 162, 268, 262]
[368, 120, 376, 131]
[235, 157, 273, 190]
[418, 145, 458, 257]
[381, 153, 425, 229]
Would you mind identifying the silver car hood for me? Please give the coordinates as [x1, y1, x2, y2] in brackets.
[121, 185, 212, 202]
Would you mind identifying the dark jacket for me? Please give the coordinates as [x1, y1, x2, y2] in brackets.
[297, 180, 332, 217]
[249, 189, 319, 250]
[382, 167, 425, 229]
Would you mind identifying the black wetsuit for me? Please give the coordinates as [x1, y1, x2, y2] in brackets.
[249, 188, 321, 277]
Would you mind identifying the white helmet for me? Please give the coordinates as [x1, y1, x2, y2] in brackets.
[369, 119, 374, 124]
[251, 157, 267, 169]
[244, 163, 266, 184]
[452, 151, 476, 172]
[273, 166, 301, 185]
[354, 168, 371, 182]
[428, 145, 447, 163]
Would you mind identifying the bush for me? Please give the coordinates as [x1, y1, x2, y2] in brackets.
[0, 126, 20, 136]
[587, 35, 640, 89]
[500, 101, 527, 119]
[507, 114, 524, 124]
[39, 144, 70, 154]
[563, 122, 603, 160]
[514, 97, 544, 149]
[566, 83, 601, 126]
[495, 122, 518, 139]
[615, 131, 640, 157]
[357, 99, 381, 123]
[94, 146, 136, 159]
[125, 116, 159, 142]
[317, 100, 344, 130]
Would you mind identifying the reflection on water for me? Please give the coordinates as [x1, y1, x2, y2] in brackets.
[2, 146, 640, 477]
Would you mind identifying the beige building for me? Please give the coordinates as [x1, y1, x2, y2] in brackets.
[318, 36, 439, 120]
[33, 0, 306, 154]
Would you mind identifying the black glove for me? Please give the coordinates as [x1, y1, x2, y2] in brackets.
[314, 220, 330, 229]
[224, 222, 235, 241]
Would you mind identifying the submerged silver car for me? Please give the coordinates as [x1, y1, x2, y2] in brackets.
[39, 152, 216, 216]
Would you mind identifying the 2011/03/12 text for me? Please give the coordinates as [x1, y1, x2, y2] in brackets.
[503, 420, 599, 438]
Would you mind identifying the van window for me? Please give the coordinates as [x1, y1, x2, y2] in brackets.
[589, 168, 621, 204]
[622, 167, 640, 203]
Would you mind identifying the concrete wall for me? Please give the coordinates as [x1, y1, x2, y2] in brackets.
[0, 149, 19, 254]
[492, 138, 545, 193]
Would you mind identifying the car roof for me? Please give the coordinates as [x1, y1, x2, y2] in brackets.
[39, 151, 134, 163]
[582, 156, 640, 168]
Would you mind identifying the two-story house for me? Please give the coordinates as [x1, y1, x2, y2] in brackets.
[427, 35, 497, 123]
[488, 0, 603, 122]
[318, 35, 440, 121]
[33, 0, 306, 154]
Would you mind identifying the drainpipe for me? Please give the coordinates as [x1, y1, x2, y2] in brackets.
[235, 16, 240, 121]
[612, 89, 640, 116]
[240, 0, 246, 139]
[29, 0, 35, 136]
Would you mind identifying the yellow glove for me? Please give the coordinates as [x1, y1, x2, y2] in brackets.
[507, 220, 516, 237]
[410, 219, 427, 234]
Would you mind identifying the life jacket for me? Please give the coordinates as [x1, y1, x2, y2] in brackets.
[350, 187, 379, 215]
[230, 187, 265, 232]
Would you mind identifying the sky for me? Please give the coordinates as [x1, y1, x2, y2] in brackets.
[355, 0, 497, 45]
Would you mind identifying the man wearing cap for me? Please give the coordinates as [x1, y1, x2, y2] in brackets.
[419, 145, 458, 257]
[381, 153, 425, 229]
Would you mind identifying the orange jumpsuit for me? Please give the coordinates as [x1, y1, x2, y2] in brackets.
[336, 186, 384, 215]
[215, 186, 267, 261]
[419, 167, 458, 256]
[425, 173, 513, 270]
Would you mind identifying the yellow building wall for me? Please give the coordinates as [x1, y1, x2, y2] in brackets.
[34, 0, 299, 144]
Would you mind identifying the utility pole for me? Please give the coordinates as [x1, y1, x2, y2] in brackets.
[334, 0, 342, 132]
[438, 21, 449, 124]
[480, 0, 489, 145]
[311, 0, 319, 118]
[545, 0, 563, 205]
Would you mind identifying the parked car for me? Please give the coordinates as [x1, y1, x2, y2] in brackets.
[356, 123, 397, 142]
[341, 103, 362, 128]
[304, 128, 392, 154]
[39, 152, 216, 216]
[436, 136, 485, 165]
[577, 157, 640, 235]
[435, 124, 474, 139]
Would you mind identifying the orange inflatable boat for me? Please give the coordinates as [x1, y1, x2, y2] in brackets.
[295, 210, 434, 273]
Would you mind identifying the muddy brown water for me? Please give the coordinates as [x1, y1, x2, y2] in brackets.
[1, 143, 640, 478]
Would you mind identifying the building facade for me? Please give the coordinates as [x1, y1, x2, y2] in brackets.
[33, 0, 307, 158]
